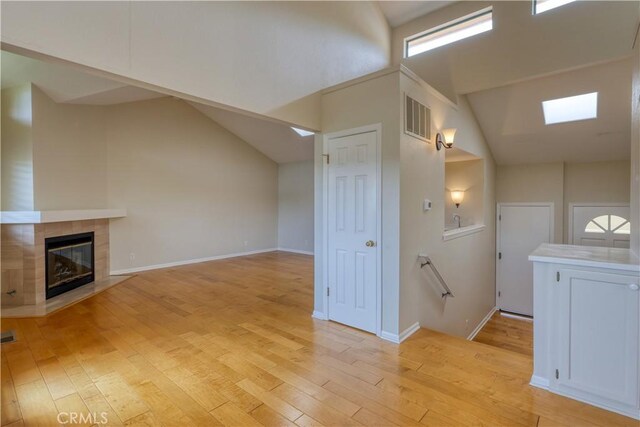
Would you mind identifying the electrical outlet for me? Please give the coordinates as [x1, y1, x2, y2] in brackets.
[243, 240, 248, 247]
[129, 253, 135, 262]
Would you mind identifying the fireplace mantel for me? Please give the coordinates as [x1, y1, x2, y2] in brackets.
[0, 209, 126, 224]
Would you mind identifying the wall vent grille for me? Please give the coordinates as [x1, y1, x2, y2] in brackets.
[405, 94, 431, 141]
[1, 330, 16, 344]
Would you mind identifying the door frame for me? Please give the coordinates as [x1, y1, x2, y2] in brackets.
[322, 123, 383, 337]
[567, 203, 630, 245]
[496, 202, 554, 311]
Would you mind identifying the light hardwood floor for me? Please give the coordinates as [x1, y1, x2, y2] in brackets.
[1, 251, 636, 426]
[473, 311, 533, 357]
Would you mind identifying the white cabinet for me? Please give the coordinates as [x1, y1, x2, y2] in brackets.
[529, 244, 640, 420]
[554, 269, 639, 415]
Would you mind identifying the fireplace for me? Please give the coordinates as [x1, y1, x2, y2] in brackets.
[45, 232, 95, 299]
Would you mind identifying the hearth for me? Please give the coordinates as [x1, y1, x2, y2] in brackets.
[45, 232, 95, 299]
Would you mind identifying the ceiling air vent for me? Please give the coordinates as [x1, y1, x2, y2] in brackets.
[405, 94, 431, 141]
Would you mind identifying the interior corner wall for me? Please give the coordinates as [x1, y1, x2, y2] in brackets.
[563, 160, 630, 243]
[1, 84, 34, 211]
[106, 98, 278, 272]
[399, 75, 497, 337]
[496, 163, 565, 244]
[18, 94, 279, 272]
[277, 160, 314, 254]
[496, 160, 631, 245]
[31, 86, 108, 210]
[630, 32, 640, 256]
[317, 72, 401, 334]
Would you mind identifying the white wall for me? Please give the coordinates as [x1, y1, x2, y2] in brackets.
[106, 98, 278, 271]
[399, 74, 497, 337]
[317, 68, 497, 338]
[497, 163, 565, 244]
[14, 92, 279, 272]
[318, 70, 401, 334]
[31, 86, 108, 210]
[496, 161, 631, 245]
[1, 1, 391, 129]
[445, 159, 484, 228]
[1, 84, 34, 210]
[278, 160, 314, 254]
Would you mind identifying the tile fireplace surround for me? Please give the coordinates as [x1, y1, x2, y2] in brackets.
[1, 210, 126, 308]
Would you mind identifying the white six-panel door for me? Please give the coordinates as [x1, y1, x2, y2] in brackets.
[327, 130, 378, 333]
[497, 203, 553, 316]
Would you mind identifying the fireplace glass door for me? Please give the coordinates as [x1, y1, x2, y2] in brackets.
[45, 232, 95, 299]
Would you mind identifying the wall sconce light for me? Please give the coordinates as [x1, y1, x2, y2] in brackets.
[451, 190, 464, 208]
[436, 128, 456, 150]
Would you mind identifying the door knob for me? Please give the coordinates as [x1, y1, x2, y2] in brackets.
[630, 284, 639, 291]
[365, 240, 376, 247]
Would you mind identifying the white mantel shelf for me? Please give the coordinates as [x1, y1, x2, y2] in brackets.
[529, 243, 640, 273]
[0, 209, 126, 224]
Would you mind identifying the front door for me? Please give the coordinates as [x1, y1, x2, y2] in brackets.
[327, 130, 378, 333]
[570, 205, 630, 248]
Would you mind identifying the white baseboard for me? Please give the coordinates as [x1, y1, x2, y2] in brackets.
[531, 376, 639, 420]
[380, 322, 421, 344]
[311, 310, 327, 320]
[530, 375, 550, 390]
[467, 306, 497, 340]
[277, 247, 314, 256]
[110, 248, 278, 275]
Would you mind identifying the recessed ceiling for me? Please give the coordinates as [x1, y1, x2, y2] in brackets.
[378, 1, 456, 28]
[467, 58, 632, 165]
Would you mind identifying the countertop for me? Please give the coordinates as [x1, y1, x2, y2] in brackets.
[529, 243, 640, 273]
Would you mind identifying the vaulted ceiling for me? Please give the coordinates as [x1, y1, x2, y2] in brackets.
[3, 2, 637, 166]
[390, 0, 638, 165]
[393, 1, 638, 101]
[1, 50, 309, 164]
[189, 103, 314, 164]
[0, 51, 164, 105]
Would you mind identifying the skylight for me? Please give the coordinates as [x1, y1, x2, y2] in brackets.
[534, 0, 576, 15]
[291, 127, 314, 137]
[405, 7, 493, 57]
[542, 92, 598, 125]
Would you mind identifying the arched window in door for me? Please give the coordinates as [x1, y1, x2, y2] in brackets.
[584, 215, 630, 235]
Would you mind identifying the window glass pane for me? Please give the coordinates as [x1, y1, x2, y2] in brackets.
[542, 92, 598, 125]
[585, 221, 605, 233]
[613, 221, 631, 235]
[406, 8, 492, 57]
[593, 215, 609, 230]
[534, 0, 576, 15]
[610, 215, 627, 230]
